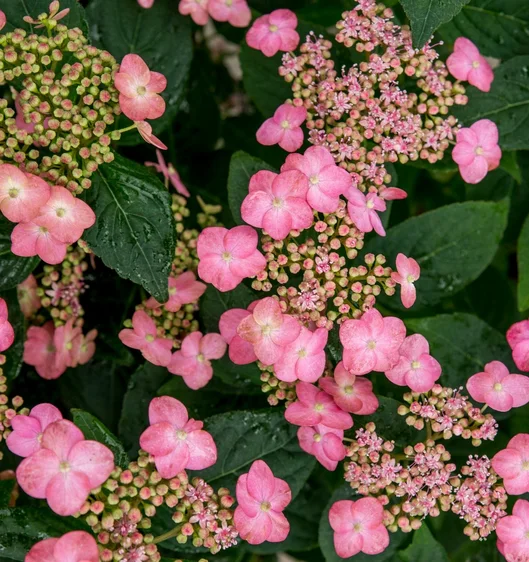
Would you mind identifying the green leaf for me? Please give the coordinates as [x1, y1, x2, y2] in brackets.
[81, 153, 176, 302]
[3, 0, 88, 34]
[0, 481, 14, 509]
[405, 313, 514, 388]
[518, 213, 529, 311]
[439, 0, 529, 59]
[1, 289, 25, 381]
[227, 151, 276, 225]
[366, 200, 509, 311]
[0, 507, 88, 561]
[501, 151, 523, 184]
[319, 485, 405, 562]
[196, 410, 316, 497]
[454, 57, 529, 151]
[399, 0, 470, 49]
[398, 524, 449, 562]
[86, 0, 192, 143]
[72, 409, 129, 469]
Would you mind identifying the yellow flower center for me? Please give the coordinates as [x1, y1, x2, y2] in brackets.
[59, 461, 70, 473]
[136, 85, 147, 96]
[260, 501, 271, 512]
[298, 347, 307, 358]
[367, 340, 376, 350]
[344, 385, 354, 395]
[272, 197, 283, 208]
[472, 60, 480, 68]
[8, 187, 19, 198]
[411, 360, 421, 370]
[493, 382, 503, 391]
[222, 251, 232, 262]
[313, 433, 322, 442]
[197, 353, 205, 363]
[407, 274, 415, 283]
[353, 523, 363, 532]
[475, 146, 484, 155]
[176, 430, 187, 440]
[269, 24, 278, 32]
[56, 207, 66, 218]
[145, 334, 155, 342]
[261, 324, 272, 336]
[523, 460, 529, 471]
[281, 120, 290, 129]
[314, 402, 324, 411]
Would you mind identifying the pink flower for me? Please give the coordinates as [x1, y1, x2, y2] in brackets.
[139, 396, 217, 479]
[339, 308, 406, 375]
[496, 499, 529, 562]
[11, 221, 67, 265]
[168, 331, 226, 390]
[118, 310, 173, 367]
[256, 104, 307, 152]
[146, 271, 206, 312]
[16, 419, 114, 515]
[208, 0, 251, 28]
[26, 531, 99, 562]
[0, 298, 14, 353]
[447, 37, 494, 92]
[391, 253, 420, 309]
[7, 403, 62, 458]
[285, 382, 353, 429]
[241, 170, 312, 241]
[234, 460, 291, 544]
[492, 434, 529, 495]
[114, 54, 167, 121]
[507, 320, 529, 372]
[298, 424, 345, 471]
[219, 308, 257, 365]
[319, 362, 378, 415]
[385, 334, 441, 393]
[135, 120, 168, 150]
[452, 119, 502, 184]
[197, 226, 266, 292]
[329, 498, 389, 558]
[138, 0, 155, 7]
[281, 146, 351, 213]
[0, 165, 51, 223]
[53, 319, 82, 369]
[467, 361, 529, 412]
[0, 11, 6, 31]
[179, 0, 209, 25]
[246, 9, 299, 57]
[237, 297, 301, 365]
[70, 329, 97, 367]
[274, 327, 328, 383]
[17, 275, 40, 318]
[23, 323, 68, 380]
[346, 188, 386, 236]
[145, 149, 190, 196]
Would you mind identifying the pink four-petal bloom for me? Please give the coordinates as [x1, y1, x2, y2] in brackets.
[234, 460, 292, 545]
[11, 220, 67, 265]
[241, 170, 313, 240]
[168, 331, 226, 389]
[452, 119, 501, 184]
[26, 531, 100, 562]
[492, 433, 529, 495]
[17, 274, 40, 318]
[496, 499, 529, 562]
[23, 322, 68, 380]
[281, 146, 351, 213]
[208, 0, 251, 28]
[346, 188, 387, 236]
[197, 225, 266, 292]
[219, 307, 257, 365]
[467, 360, 529, 412]
[446, 37, 494, 92]
[339, 308, 406, 375]
[507, 319, 529, 372]
[179, 0, 209, 25]
[139, 396, 217, 479]
[246, 9, 299, 57]
[391, 253, 420, 309]
[256, 104, 307, 153]
[298, 424, 346, 471]
[0, 297, 14, 353]
[146, 271, 206, 312]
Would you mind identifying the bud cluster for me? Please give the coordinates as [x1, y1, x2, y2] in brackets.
[0, 373, 27, 462]
[259, 362, 297, 406]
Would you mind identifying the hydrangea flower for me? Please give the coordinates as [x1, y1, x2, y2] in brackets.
[507, 319, 529, 372]
[11, 222, 67, 265]
[179, 0, 209, 25]
[219, 307, 257, 365]
[256, 104, 307, 152]
[447, 37, 494, 92]
[492, 433, 529, 495]
[208, 0, 251, 28]
[0, 298, 14, 353]
[346, 188, 387, 236]
[298, 424, 346, 471]
[391, 253, 420, 309]
[496, 499, 529, 562]
[145, 271, 206, 312]
[246, 9, 299, 57]
[26, 531, 99, 562]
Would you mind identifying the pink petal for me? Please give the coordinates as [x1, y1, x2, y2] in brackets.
[143, 337, 173, 366]
[246, 459, 275, 502]
[54, 531, 99, 562]
[266, 510, 291, 542]
[256, 119, 284, 146]
[149, 395, 189, 427]
[503, 374, 529, 408]
[224, 225, 260, 258]
[0, 320, 14, 352]
[198, 254, 238, 292]
[513, 340, 529, 372]
[459, 155, 489, 184]
[16, 448, 59, 498]
[6, 416, 42, 457]
[229, 335, 257, 364]
[360, 524, 390, 555]
[219, 309, 249, 344]
[259, 33, 282, 57]
[492, 448, 523, 480]
[234, 507, 273, 544]
[41, 420, 84, 460]
[182, 363, 214, 389]
[446, 51, 473, 81]
[201, 333, 227, 360]
[271, 315, 301, 345]
[236, 474, 261, 517]
[185, 430, 217, 470]
[484, 386, 514, 412]
[334, 531, 363, 558]
[140, 421, 178, 457]
[279, 127, 304, 153]
[471, 119, 499, 146]
[153, 440, 190, 479]
[46, 470, 92, 515]
[68, 440, 116, 488]
[230, 250, 266, 280]
[496, 514, 526, 544]
[513, 499, 529, 521]
[26, 538, 57, 562]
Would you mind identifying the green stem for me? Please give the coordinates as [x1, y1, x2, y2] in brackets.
[152, 526, 180, 545]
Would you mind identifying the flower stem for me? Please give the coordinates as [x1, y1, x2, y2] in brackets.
[152, 526, 180, 545]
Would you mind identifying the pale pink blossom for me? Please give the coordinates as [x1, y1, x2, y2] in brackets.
[285, 382, 353, 429]
[23, 323, 68, 380]
[138, 0, 154, 7]
[197, 226, 266, 292]
[179, 0, 209, 25]
[168, 331, 226, 389]
[7, 403, 62, 458]
[0, 165, 51, 223]
[70, 329, 97, 367]
[281, 146, 351, 213]
[237, 297, 301, 365]
[496, 499, 529, 562]
[23, 1, 70, 26]
[298, 424, 345, 471]
[11, 221, 67, 265]
[145, 149, 190, 196]
[0, 298, 14, 353]
[0, 11, 6, 31]
[53, 319, 82, 369]
[115, 54, 167, 121]
[118, 310, 173, 367]
[135, 120, 168, 150]
[319, 362, 378, 414]
[492, 434, 529, 495]
[139, 396, 217, 479]
[17, 275, 40, 318]
[507, 320, 529, 372]
[146, 271, 206, 312]
[274, 327, 328, 383]
[256, 104, 307, 152]
[339, 308, 406, 375]
[241, 170, 312, 240]
[447, 37, 494, 92]
[246, 9, 299, 57]
[208, 0, 251, 28]
[385, 334, 441, 393]
[17, 419, 114, 515]
[26, 531, 99, 562]
[234, 460, 291, 544]
[219, 308, 257, 365]
[452, 119, 501, 184]
[329, 498, 389, 558]
[391, 253, 420, 308]
[346, 187, 387, 236]
[467, 361, 529, 412]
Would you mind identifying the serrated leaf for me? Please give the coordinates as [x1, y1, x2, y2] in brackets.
[72, 409, 129, 469]
[80, 153, 176, 302]
[1, 289, 25, 381]
[518, 213, 529, 311]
